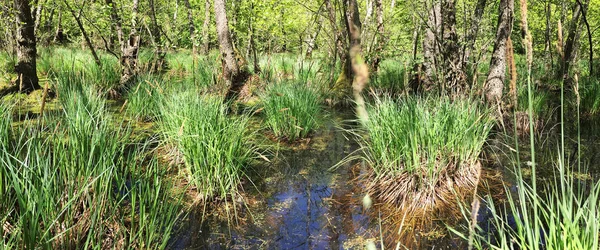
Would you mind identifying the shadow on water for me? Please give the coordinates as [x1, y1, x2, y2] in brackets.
[171, 111, 379, 249]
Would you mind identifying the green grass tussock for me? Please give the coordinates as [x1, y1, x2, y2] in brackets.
[159, 92, 257, 200]
[125, 74, 166, 121]
[360, 96, 493, 212]
[261, 81, 322, 141]
[0, 83, 181, 249]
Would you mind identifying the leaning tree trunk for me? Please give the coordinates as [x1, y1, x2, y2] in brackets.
[484, 0, 514, 106]
[202, 0, 211, 54]
[576, 0, 592, 76]
[14, 0, 40, 93]
[120, 0, 140, 87]
[63, 0, 101, 66]
[561, 1, 583, 81]
[214, 0, 248, 103]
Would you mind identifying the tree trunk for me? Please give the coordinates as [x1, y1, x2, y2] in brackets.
[423, 2, 441, 89]
[484, 0, 514, 106]
[305, 7, 323, 59]
[202, 0, 211, 54]
[344, 0, 369, 120]
[149, 0, 166, 72]
[214, 0, 248, 103]
[440, 0, 464, 92]
[370, 0, 384, 72]
[544, 1, 552, 71]
[14, 0, 40, 93]
[105, 0, 124, 51]
[120, 0, 140, 86]
[337, 0, 361, 91]
[53, 10, 66, 43]
[463, 0, 487, 68]
[561, 2, 582, 79]
[362, 0, 373, 38]
[183, 0, 196, 54]
[63, 0, 101, 66]
[34, 0, 44, 34]
[324, 0, 342, 86]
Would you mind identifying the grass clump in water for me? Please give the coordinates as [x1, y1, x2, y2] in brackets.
[159, 92, 256, 200]
[360, 96, 493, 213]
[0, 83, 180, 249]
[125, 74, 165, 121]
[261, 81, 322, 142]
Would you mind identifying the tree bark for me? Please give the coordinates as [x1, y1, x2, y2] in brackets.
[463, 0, 487, 68]
[345, 0, 369, 120]
[149, 0, 166, 72]
[305, 7, 324, 59]
[214, 0, 248, 103]
[484, 0, 514, 106]
[423, 2, 441, 89]
[53, 10, 66, 43]
[14, 0, 40, 93]
[202, 0, 211, 54]
[105, 0, 124, 51]
[561, 2, 582, 79]
[33, 0, 43, 34]
[338, 0, 361, 90]
[120, 0, 140, 86]
[440, 0, 464, 92]
[544, 1, 552, 71]
[183, 0, 196, 54]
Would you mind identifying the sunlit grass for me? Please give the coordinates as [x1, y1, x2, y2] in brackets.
[261, 81, 322, 141]
[0, 82, 181, 249]
[125, 74, 165, 121]
[358, 96, 493, 210]
[159, 92, 257, 200]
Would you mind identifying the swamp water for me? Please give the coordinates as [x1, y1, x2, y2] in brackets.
[172, 111, 380, 249]
[169, 111, 597, 249]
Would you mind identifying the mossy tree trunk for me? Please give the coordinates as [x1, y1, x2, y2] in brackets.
[484, 0, 514, 106]
[14, 0, 41, 93]
[214, 0, 248, 103]
[120, 0, 140, 87]
[422, 3, 441, 90]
